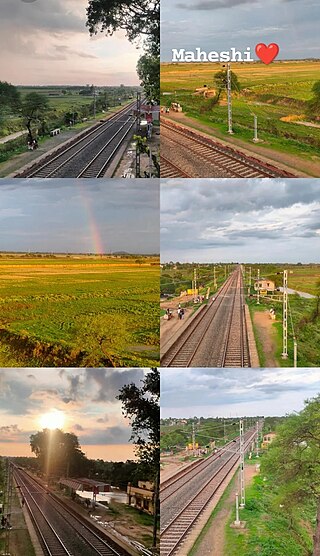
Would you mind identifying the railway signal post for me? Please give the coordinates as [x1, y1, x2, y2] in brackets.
[239, 419, 245, 508]
[282, 270, 288, 359]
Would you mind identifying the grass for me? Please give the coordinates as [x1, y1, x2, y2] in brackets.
[0, 256, 159, 367]
[224, 472, 314, 556]
[161, 60, 320, 167]
[247, 293, 320, 367]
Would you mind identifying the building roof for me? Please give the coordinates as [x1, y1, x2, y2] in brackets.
[59, 478, 82, 490]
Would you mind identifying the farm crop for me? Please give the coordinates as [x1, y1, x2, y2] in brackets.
[0, 256, 159, 367]
[161, 60, 320, 173]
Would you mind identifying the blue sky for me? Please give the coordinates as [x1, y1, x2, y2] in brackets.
[0, 179, 159, 254]
[0, 0, 140, 85]
[161, 0, 320, 61]
[161, 368, 320, 418]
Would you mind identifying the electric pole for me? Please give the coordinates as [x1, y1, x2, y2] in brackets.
[214, 266, 217, 290]
[249, 267, 252, 288]
[4, 459, 13, 555]
[256, 421, 259, 458]
[239, 419, 245, 508]
[294, 337, 297, 367]
[257, 268, 260, 305]
[226, 63, 234, 134]
[192, 421, 196, 451]
[253, 113, 259, 142]
[194, 267, 197, 301]
[93, 85, 96, 119]
[282, 270, 288, 359]
[135, 92, 142, 178]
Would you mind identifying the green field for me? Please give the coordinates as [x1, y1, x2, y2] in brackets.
[0, 256, 159, 367]
[161, 60, 320, 171]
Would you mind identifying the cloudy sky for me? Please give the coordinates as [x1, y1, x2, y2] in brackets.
[160, 178, 320, 263]
[0, 367, 148, 460]
[0, 0, 140, 85]
[0, 179, 159, 254]
[161, 0, 320, 61]
[161, 368, 320, 418]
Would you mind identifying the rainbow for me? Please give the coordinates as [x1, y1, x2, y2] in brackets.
[77, 182, 105, 255]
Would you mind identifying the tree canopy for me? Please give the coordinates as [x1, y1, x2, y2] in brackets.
[117, 367, 160, 477]
[214, 69, 241, 102]
[86, 0, 160, 55]
[30, 429, 89, 478]
[262, 395, 320, 555]
[137, 54, 159, 103]
[0, 81, 21, 113]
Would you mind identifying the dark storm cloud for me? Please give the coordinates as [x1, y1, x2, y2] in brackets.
[80, 426, 130, 445]
[0, 0, 84, 34]
[176, 0, 256, 10]
[86, 369, 145, 403]
[161, 179, 320, 262]
[0, 179, 159, 254]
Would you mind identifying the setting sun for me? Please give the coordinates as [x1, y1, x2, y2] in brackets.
[39, 409, 65, 430]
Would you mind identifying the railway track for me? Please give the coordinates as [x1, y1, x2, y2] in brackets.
[160, 437, 244, 504]
[160, 430, 256, 556]
[16, 102, 136, 179]
[161, 118, 295, 179]
[160, 267, 251, 368]
[14, 467, 131, 556]
[160, 155, 192, 178]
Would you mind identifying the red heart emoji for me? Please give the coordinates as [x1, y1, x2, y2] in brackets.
[255, 43, 279, 64]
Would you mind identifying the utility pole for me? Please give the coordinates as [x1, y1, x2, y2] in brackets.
[234, 493, 241, 526]
[93, 85, 96, 119]
[4, 459, 13, 555]
[226, 63, 234, 134]
[192, 421, 196, 451]
[249, 267, 252, 288]
[282, 270, 288, 359]
[256, 421, 260, 458]
[294, 337, 297, 367]
[239, 419, 245, 508]
[257, 268, 260, 305]
[253, 113, 259, 142]
[135, 92, 142, 178]
[194, 267, 197, 302]
[223, 418, 226, 442]
[214, 266, 217, 290]
[224, 265, 227, 279]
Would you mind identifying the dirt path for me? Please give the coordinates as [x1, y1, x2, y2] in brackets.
[160, 307, 193, 351]
[253, 311, 279, 367]
[163, 112, 320, 177]
[193, 464, 259, 556]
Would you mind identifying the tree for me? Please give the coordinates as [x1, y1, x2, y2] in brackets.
[214, 70, 241, 103]
[20, 92, 49, 143]
[0, 81, 20, 113]
[262, 396, 320, 555]
[117, 368, 159, 546]
[137, 54, 159, 103]
[30, 429, 89, 478]
[308, 81, 320, 120]
[86, 0, 160, 55]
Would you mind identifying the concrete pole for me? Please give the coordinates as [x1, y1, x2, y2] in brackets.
[294, 338, 297, 367]
[227, 63, 234, 134]
[256, 421, 259, 458]
[234, 493, 240, 526]
[253, 114, 259, 142]
[257, 268, 260, 305]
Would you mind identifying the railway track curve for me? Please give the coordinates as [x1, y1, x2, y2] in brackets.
[161, 118, 295, 179]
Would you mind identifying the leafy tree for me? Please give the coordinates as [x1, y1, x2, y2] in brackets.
[137, 54, 159, 103]
[307, 81, 320, 120]
[86, 0, 160, 55]
[117, 368, 159, 546]
[20, 92, 49, 143]
[30, 429, 89, 478]
[214, 70, 241, 103]
[0, 81, 20, 113]
[262, 396, 320, 555]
